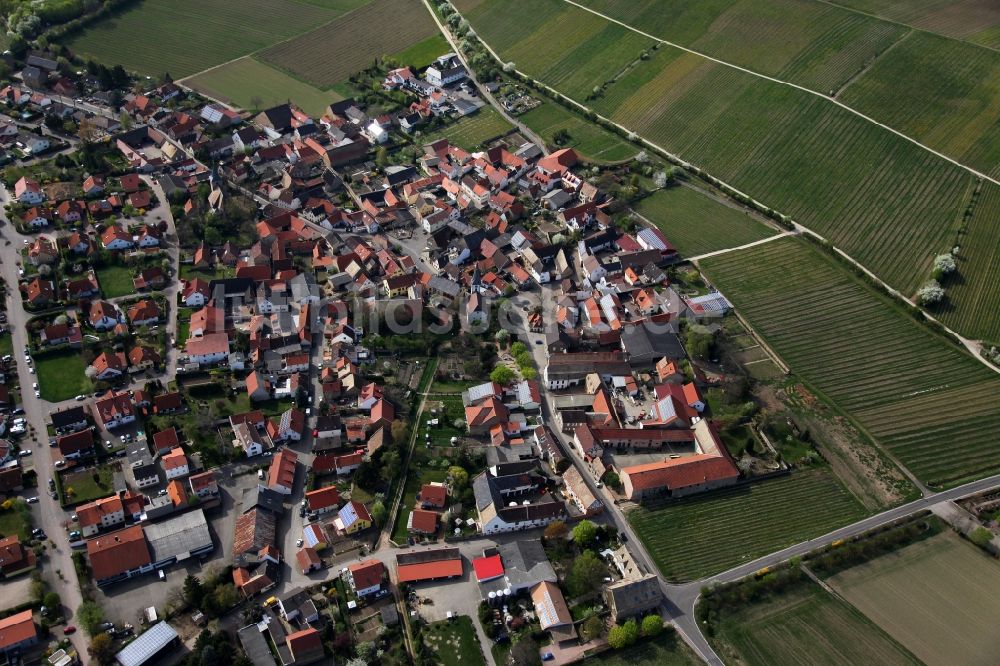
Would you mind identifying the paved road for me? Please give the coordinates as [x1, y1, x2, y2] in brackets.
[0, 203, 85, 657]
[421, 0, 549, 152]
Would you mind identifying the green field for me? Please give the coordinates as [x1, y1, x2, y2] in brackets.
[185, 57, 344, 116]
[826, 0, 1000, 48]
[838, 31, 1000, 178]
[828, 531, 1000, 665]
[393, 34, 450, 69]
[709, 580, 919, 666]
[628, 469, 867, 581]
[935, 181, 1000, 342]
[96, 265, 136, 299]
[634, 185, 777, 256]
[61, 464, 115, 506]
[35, 350, 91, 403]
[63, 0, 343, 78]
[576, 0, 1000, 176]
[701, 238, 1000, 487]
[0, 502, 29, 541]
[260, 0, 439, 89]
[460, 0, 1000, 338]
[422, 616, 485, 666]
[420, 107, 513, 150]
[518, 102, 637, 162]
[577, 0, 910, 93]
[588, 630, 701, 665]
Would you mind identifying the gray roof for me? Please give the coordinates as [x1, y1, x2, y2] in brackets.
[115, 622, 178, 666]
[620, 323, 684, 364]
[143, 509, 213, 563]
[243, 486, 285, 515]
[237, 625, 274, 666]
[487, 540, 557, 593]
[605, 573, 662, 619]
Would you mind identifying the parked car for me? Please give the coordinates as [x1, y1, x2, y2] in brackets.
[18, 449, 30, 457]
[74, 395, 85, 401]
[25, 496, 37, 504]
[63, 626, 76, 635]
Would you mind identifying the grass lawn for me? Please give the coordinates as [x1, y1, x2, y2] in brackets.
[709, 579, 919, 666]
[391, 466, 448, 543]
[61, 464, 115, 506]
[0, 504, 29, 540]
[419, 396, 466, 446]
[427, 377, 479, 394]
[422, 616, 485, 666]
[393, 34, 450, 69]
[35, 350, 91, 403]
[0, 333, 12, 357]
[420, 106, 514, 151]
[179, 264, 233, 280]
[634, 184, 777, 257]
[518, 101, 637, 162]
[628, 468, 867, 581]
[186, 56, 344, 117]
[589, 629, 701, 665]
[96, 264, 136, 299]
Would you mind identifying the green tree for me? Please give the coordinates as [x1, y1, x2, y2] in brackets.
[521, 366, 537, 380]
[43, 592, 61, 610]
[370, 500, 387, 527]
[566, 550, 605, 598]
[375, 147, 388, 170]
[510, 342, 528, 356]
[641, 614, 663, 637]
[581, 615, 604, 641]
[76, 601, 105, 635]
[572, 519, 598, 547]
[489, 365, 515, 384]
[212, 583, 240, 611]
[183, 574, 205, 607]
[543, 520, 568, 541]
[88, 632, 115, 665]
[607, 618, 639, 649]
[448, 466, 469, 490]
[970, 527, 993, 548]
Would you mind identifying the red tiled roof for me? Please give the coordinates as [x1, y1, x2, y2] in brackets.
[0, 610, 35, 650]
[86, 525, 151, 581]
[296, 546, 320, 572]
[622, 455, 739, 491]
[472, 554, 504, 582]
[408, 509, 438, 534]
[305, 485, 340, 511]
[268, 449, 298, 489]
[76, 494, 124, 527]
[396, 558, 463, 583]
[419, 483, 447, 508]
[348, 559, 385, 589]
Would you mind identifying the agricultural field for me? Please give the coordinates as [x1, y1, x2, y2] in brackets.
[62, 0, 344, 78]
[260, 0, 439, 89]
[709, 580, 919, 666]
[419, 107, 513, 151]
[700, 238, 1000, 487]
[184, 57, 343, 117]
[517, 102, 637, 162]
[634, 185, 777, 257]
[457, 0, 656, 101]
[575, 0, 1000, 175]
[393, 34, 451, 70]
[627, 468, 867, 581]
[837, 31, 1000, 177]
[828, 531, 1000, 665]
[577, 0, 910, 93]
[827, 0, 1000, 48]
[934, 181, 1000, 343]
[461, 0, 979, 303]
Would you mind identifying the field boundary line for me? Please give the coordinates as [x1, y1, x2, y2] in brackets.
[687, 231, 794, 261]
[176, 1, 374, 85]
[812, 0, 1000, 56]
[831, 29, 913, 99]
[455, 3, 1000, 376]
[559, 0, 1000, 189]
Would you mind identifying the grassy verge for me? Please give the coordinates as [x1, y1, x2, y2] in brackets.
[421, 616, 485, 666]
